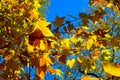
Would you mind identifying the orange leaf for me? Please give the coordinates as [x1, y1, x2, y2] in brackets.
[93, 50, 100, 56]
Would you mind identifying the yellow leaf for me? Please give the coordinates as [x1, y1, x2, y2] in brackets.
[81, 75, 99, 80]
[107, 3, 112, 8]
[70, 35, 83, 45]
[66, 59, 75, 68]
[91, 65, 96, 70]
[102, 61, 120, 77]
[25, 38, 34, 53]
[43, 52, 52, 66]
[39, 58, 46, 66]
[101, 49, 111, 55]
[34, 0, 41, 9]
[39, 40, 46, 51]
[55, 69, 63, 77]
[91, 35, 97, 41]
[84, 68, 88, 74]
[86, 38, 94, 50]
[34, 19, 54, 37]
[83, 26, 90, 30]
[39, 71, 44, 80]
[61, 38, 70, 49]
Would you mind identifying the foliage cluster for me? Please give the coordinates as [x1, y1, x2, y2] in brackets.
[0, 0, 120, 80]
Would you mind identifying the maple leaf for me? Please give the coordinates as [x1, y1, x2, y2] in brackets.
[101, 61, 120, 77]
[93, 28, 107, 38]
[81, 75, 99, 80]
[52, 51, 58, 56]
[93, 50, 100, 56]
[52, 15, 65, 28]
[83, 38, 94, 50]
[34, 19, 54, 37]
[79, 13, 90, 26]
[97, 40, 107, 47]
[30, 55, 39, 67]
[59, 54, 66, 64]
[64, 21, 74, 33]
[66, 59, 75, 68]
[29, 29, 45, 46]
[61, 38, 70, 49]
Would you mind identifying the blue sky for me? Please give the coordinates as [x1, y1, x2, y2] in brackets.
[47, 0, 89, 21]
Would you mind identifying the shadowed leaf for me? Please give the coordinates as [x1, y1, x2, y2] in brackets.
[52, 15, 65, 28]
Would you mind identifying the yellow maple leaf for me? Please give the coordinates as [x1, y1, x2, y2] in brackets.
[39, 71, 44, 80]
[25, 38, 34, 53]
[33, 0, 41, 9]
[66, 59, 75, 68]
[107, 3, 112, 8]
[101, 61, 120, 77]
[70, 35, 83, 45]
[42, 52, 52, 66]
[81, 75, 99, 80]
[34, 19, 54, 37]
[55, 69, 63, 77]
[83, 38, 94, 50]
[61, 38, 70, 49]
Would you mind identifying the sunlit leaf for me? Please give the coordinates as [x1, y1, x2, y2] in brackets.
[66, 59, 75, 68]
[102, 61, 120, 77]
[81, 75, 99, 80]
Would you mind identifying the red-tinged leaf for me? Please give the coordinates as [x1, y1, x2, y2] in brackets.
[52, 51, 58, 56]
[93, 50, 100, 56]
[50, 57, 55, 62]
[93, 28, 107, 38]
[37, 64, 47, 74]
[33, 39, 40, 47]
[97, 40, 107, 47]
[28, 29, 45, 45]
[59, 55, 66, 63]
[89, 0, 109, 6]
[52, 15, 65, 28]
[30, 55, 39, 66]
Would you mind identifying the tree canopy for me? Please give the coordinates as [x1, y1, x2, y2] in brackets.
[0, 0, 120, 80]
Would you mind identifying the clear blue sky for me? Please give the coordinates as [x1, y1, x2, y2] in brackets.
[46, 0, 89, 21]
